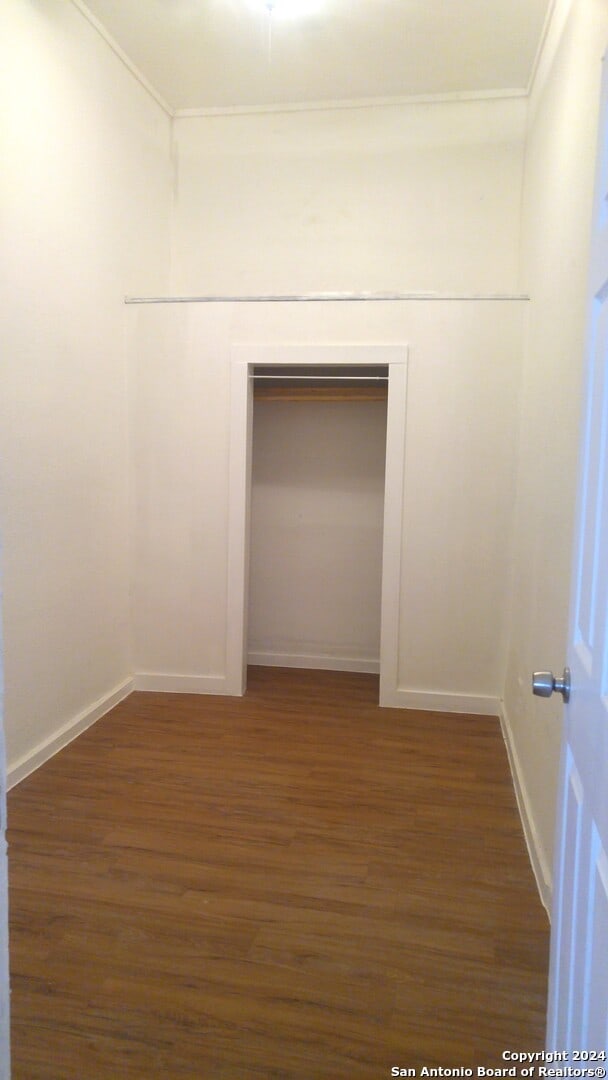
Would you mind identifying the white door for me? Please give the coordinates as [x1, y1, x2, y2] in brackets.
[545, 55, 608, 1052]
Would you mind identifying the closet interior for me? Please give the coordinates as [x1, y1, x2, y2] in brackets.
[247, 364, 389, 676]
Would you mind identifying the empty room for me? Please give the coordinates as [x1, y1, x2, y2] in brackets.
[2, 0, 608, 1076]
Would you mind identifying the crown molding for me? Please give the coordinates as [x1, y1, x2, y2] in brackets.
[527, 0, 557, 96]
[174, 88, 527, 120]
[526, 0, 573, 106]
[71, 0, 175, 117]
[70, 0, 549, 122]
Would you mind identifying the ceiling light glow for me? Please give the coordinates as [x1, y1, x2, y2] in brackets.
[258, 0, 321, 17]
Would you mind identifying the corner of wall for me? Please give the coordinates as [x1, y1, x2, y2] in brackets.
[499, 701, 553, 915]
[168, 113, 179, 292]
[527, 0, 575, 123]
[71, 0, 174, 117]
[7, 678, 134, 791]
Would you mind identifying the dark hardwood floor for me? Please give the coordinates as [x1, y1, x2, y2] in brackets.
[8, 667, 550, 1078]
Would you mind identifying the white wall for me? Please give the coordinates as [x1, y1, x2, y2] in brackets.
[503, 0, 608, 906]
[0, 7, 529, 779]
[171, 98, 526, 295]
[127, 93, 527, 705]
[130, 298, 523, 710]
[4, 0, 607, 941]
[0, 0, 172, 777]
[248, 399, 387, 670]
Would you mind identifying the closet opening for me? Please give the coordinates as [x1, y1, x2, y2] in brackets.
[248, 364, 389, 681]
[226, 345, 408, 707]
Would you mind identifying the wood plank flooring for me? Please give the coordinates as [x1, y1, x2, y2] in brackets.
[8, 667, 550, 1079]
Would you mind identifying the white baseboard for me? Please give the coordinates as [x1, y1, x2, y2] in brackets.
[499, 701, 553, 915]
[7, 677, 134, 790]
[133, 672, 229, 694]
[248, 651, 380, 674]
[380, 686, 502, 715]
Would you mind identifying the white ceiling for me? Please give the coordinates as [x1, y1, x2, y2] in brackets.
[80, 0, 554, 114]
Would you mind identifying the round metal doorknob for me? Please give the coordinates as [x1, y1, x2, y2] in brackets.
[532, 667, 571, 703]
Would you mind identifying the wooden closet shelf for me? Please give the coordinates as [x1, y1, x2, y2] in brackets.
[253, 384, 388, 402]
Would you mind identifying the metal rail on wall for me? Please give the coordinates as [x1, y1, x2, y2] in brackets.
[124, 292, 530, 304]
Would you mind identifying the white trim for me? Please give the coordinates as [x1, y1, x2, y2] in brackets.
[527, 0, 574, 117]
[381, 687, 502, 716]
[229, 343, 408, 705]
[230, 343, 407, 367]
[71, 0, 174, 117]
[226, 358, 249, 699]
[499, 702, 553, 915]
[248, 652, 380, 675]
[7, 677, 134, 790]
[379, 361, 407, 707]
[132, 673, 228, 694]
[174, 88, 527, 120]
[526, 0, 559, 97]
[226, 361, 254, 696]
[67, 7, 540, 122]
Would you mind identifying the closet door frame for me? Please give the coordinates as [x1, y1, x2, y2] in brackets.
[226, 344, 408, 706]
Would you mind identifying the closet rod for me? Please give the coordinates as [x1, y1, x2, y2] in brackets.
[252, 374, 388, 382]
[124, 292, 530, 304]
